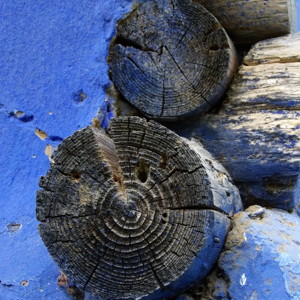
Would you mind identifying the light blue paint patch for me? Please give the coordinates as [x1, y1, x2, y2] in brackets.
[278, 252, 293, 267]
[219, 208, 300, 300]
[291, 263, 300, 274]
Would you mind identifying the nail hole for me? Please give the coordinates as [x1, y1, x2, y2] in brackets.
[162, 213, 168, 218]
[9, 110, 34, 122]
[159, 156, 168, 169]
[209, 45, 219, 51]
[162, 220, 167, 225]
[113, 173, 123, 185]
[214, 237, 220, 243]
[49, 135, 63, 142]
[113, 174, 119, 182]
[107, 102, 112, 113]
[70, 170, 81, 181]
[135, 161, 149, 183]
[226, 191, 231, 197]
[7, 223, 22, 233]
[73, 89, 87, 103]
[21, 280, 29, 287]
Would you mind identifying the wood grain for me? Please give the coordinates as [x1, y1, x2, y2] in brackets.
[194, 0, 296, 44]
[36, 116, 242, 299]
[109, 0, 237, 121]
[167, 33, 300, 212]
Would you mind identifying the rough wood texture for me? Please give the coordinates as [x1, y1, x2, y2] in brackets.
[109, 0, 237, 121]
[36, 116, 242, 299]
[194, 0, 296, 44]
[168, 33, 300, 212]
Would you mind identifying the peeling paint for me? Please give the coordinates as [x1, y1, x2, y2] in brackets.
[44, 145, 56, 163]
[35, 128, 48, 140]
[240, 273, 247, 286]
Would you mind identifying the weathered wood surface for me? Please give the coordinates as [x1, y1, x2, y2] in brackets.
[36, 116, 242, 299]
[168, 33, 300, 212]
[194, 0, 296, 44]
[109, 0, 237, 121]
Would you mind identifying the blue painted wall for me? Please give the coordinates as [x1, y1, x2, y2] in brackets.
[0, 1, 133, 299]
[0, 0, 299, 299]
[298, 0, 300, 30]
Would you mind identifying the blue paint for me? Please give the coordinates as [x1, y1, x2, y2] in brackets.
[0, 0, 133, 298]
[219, 208, 300, 300]
[297, 0, 300, 31]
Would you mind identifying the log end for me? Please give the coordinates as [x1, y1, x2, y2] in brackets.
[108, 0, 237, 121]
[36, 116, 242, 299]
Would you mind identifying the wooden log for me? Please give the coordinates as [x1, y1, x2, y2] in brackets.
[193, 0, 296, 44]
[167, 33, 300, 212]
[108, 0, 237, 121]
[36, 116, 242, 299]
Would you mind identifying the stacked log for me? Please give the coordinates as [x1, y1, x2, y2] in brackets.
[194, 0, 296, 44]
[36, 0, 300, 299]
[168, 33, 300, 211]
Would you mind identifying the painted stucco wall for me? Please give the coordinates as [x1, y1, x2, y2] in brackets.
[0, 1, 299, 299]
[0, 1, 133, 299]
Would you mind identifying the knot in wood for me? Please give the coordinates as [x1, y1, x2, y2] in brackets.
[109, 0, 237, 121]
[36, 116, 242, 299]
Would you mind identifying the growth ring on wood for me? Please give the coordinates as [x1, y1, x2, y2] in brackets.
[36, 116, 241, 299]
[109, 0, 237, 121]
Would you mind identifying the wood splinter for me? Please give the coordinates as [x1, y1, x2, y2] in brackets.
[36, 116, 242, 299]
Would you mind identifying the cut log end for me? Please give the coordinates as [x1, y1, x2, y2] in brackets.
[108, 0, 237, 121]
[36, 116, 242, 299]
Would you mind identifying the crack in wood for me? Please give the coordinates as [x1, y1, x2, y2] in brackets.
[114, 36, 156, 53]
[176, 26, 190, 48]
[109, 0, 237, 120]
[126, 56, 146, 76]
[166, 205, 228, 216]
[83, 220, 119, 290]
[146, 239, 165, 289]
[161, 68, 167, 116]
[37, 117, 241, 299]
